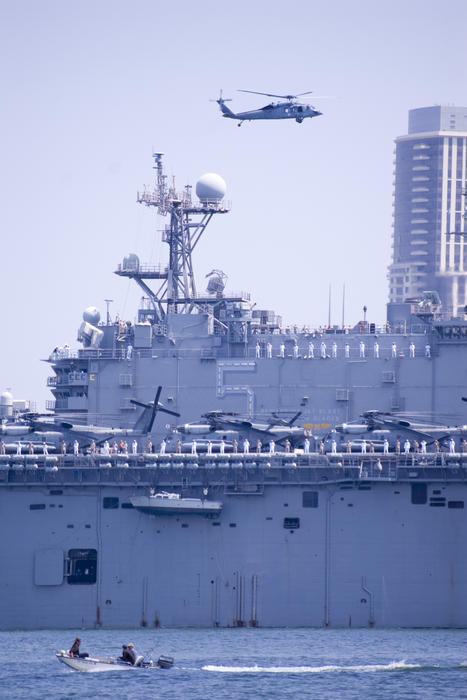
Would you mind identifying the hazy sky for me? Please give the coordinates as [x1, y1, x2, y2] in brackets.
[1, 0, 467, 409]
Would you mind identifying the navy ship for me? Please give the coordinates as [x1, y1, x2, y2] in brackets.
[1, 154, 467, 630]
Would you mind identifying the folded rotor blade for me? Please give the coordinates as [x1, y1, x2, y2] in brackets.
[159, 407, 181, 418]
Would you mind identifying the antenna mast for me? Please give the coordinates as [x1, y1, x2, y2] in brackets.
[115, 154, 230, 322]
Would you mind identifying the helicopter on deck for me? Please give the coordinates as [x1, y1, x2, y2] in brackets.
[167, 410, 307, 452]
[11, 387, 180, 451]
[213, 89, 323, 126]
[329, 409, 467, 451]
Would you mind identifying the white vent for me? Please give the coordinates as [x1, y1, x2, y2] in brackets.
[119, 374, 133, 386]
[335, 388, 349, 401]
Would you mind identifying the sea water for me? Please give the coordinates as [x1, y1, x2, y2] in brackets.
[0, 628, 467, 699]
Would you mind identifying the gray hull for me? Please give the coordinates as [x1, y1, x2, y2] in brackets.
[1, 455, 466, 629]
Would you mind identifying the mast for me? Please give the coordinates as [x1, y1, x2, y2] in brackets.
[115, 154, 230, 322]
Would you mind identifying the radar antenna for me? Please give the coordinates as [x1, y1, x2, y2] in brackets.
[115, 154, 230, 322]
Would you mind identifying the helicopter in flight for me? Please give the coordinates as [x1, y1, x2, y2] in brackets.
[214, 89, 323, 126]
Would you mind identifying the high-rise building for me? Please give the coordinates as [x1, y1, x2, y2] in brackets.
[389, 106, 467, 317]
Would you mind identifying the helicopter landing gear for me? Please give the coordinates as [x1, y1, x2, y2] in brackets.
[237, 121, 243, 127]
[296, 117, 303, 123]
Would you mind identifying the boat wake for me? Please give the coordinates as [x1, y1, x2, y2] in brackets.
[202, 660, 425, 674]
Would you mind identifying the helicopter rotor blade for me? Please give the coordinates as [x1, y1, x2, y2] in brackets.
[130, 399, 151, 409]
[238, 89, 292, 99]
[238, 89, 318, 100]
[147, 386, 163, 433]
[158, 407, 181, 418]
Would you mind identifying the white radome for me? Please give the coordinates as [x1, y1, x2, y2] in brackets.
[196, 173, 227, 203]
[0, 391, 13, 406]
[83, 306, 101, 325]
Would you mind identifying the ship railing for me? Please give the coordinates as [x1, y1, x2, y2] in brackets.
[116, 263, 169, 275]
[1, 451, 465, 486]
[48, 350, 80, 361]
[72, 341, 437, 362]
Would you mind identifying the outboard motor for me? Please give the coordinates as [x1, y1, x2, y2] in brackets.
[157, 655, 174, 669]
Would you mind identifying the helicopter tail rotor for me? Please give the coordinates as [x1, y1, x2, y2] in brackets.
[211, 91, 235, 118]
[210, 89, 232, 104]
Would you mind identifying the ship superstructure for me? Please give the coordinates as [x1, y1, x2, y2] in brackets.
[2, 153, 467, 630]
[43, 155, 467, 441]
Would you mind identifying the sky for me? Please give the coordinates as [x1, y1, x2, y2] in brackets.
[1, 0, 467, 409]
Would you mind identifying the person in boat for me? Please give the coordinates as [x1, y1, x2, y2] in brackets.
[69, 637, 88, 658]
[119, 645, 134, 663]
[127, 642, 143, 666]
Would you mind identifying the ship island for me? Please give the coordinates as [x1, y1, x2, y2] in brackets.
[1, 105, 467, 630]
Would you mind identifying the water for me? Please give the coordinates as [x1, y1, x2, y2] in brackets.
[1, 628, 467, 699]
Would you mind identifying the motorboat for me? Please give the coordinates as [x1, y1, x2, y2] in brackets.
[131, 491, 223, 515]
[56, 650, 174, 672]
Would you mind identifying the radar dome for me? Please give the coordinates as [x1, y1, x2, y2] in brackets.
[0, 391, 12, 406]
[0, 391, 13, 418]
[83, 306, 101, 325]
[123, 253, 140, 271]
[196, 173, 226, 203]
